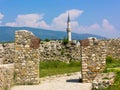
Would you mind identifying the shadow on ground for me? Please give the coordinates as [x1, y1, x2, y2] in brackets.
[66, 78, 82, 83]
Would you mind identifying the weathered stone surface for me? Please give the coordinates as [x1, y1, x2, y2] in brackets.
[14, 30, 40, 85]
[0, 38, 120, 63]
[39, 40, 81, 62]
[0, 43, 14, 64]
[92, 72, 115, 90]
[0, 64, 14, 90]
[80, 39, 90, 46]
[30, 36, 40, 49]
[81, 40, 107, 83]
[105, 39, 120, 59]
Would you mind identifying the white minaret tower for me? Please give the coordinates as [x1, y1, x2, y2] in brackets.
[66, 13, 72, 41]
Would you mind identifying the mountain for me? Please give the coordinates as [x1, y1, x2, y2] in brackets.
[0, 26, 106, 42]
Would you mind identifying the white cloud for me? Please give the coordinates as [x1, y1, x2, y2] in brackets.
[6, 22, 16, 26]
[37, 20, 50, 29]
[0, 13, 4, 20]
[5, 9, 119, 38]
[51, 9, 83, 30]
[74, 19, 119, 38]
[6, 13, 44, 27]
[90, 24, 100, 29]
[0, 13, 4, 25]
[102, 19, 115, 30]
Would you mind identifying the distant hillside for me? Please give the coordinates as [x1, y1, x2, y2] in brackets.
[0, 26, 106, 42]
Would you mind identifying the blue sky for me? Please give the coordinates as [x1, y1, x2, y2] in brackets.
[0, 0, 120, 38]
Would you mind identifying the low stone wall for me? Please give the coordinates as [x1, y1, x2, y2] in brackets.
[81, 40, 106, 83]
[0, 64, 14, 90]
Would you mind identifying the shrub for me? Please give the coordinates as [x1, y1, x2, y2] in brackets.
[44, 38, 50, 42]
[62, 37, 68, 45]
[106, 55, 114, 63]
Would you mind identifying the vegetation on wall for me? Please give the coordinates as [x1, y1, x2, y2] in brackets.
[62, 37, 68, 45]
[99, 56, 120, 90]
[44, 38, 50, 42]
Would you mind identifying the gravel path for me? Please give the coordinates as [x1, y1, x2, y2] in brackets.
[11, 72, 92, 90]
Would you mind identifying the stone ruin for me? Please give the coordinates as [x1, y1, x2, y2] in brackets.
[80, 38, 106, 83]
[14, 30, 40, 84]
[0, 30, 120, 90]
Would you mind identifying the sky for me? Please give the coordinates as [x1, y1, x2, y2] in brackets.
[0, 0, 120, 38]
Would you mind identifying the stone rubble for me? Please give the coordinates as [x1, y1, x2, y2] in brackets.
[92, 72, 115, 90]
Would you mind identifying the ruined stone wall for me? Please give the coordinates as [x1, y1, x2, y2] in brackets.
[81, 40, 106, 83]
[14, 30, 40, 85]
[0, 41, 81, 63]
[39, 41, 81, 62]
[105, 39, 120, 59]
[0, 39, 120, 64]
[0, 64, 14, 90]
[0, 44, 4, 64]
[0, 43, 14, 64]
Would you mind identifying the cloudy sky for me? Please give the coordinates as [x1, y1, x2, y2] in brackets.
[0, 0, 120, 38]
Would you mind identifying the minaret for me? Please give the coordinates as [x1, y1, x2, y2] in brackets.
[66, 13, 72, 41]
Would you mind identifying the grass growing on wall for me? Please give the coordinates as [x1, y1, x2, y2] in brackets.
[98, 56, 120, 90]
[39, 60, 81, 77]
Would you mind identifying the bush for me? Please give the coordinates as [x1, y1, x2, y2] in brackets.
[62, 37, 68, 45]
[106, 56, 114, 63]
[44, 38, 50, 42]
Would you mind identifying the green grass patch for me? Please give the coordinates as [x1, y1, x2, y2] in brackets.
[106, 56, 120, 68]
[39, 61, 81, 77]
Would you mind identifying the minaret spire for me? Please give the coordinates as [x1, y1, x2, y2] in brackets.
[67, 13, 70, 23]
[66, 12, 72, 41]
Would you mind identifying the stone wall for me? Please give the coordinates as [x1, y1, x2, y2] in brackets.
[39, 41, 81, 62]
[0, 44, 4, 64]
[81, 40, 106, 83]
[0, 43, 14, 64]
[14, 30, 40, 85]
[0, 64, 14, 90]
[105, 39, 120, 59]
[0, 39, 120, 64]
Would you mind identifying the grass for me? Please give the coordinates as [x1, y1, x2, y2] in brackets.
[39, 56, 120, 90]
[98, 56, 120, 90]
[39, 60, 81, 77]
[106, 56, 120, 68]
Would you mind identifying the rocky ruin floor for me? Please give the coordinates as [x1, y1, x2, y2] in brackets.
[11, 72, 92, 90]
